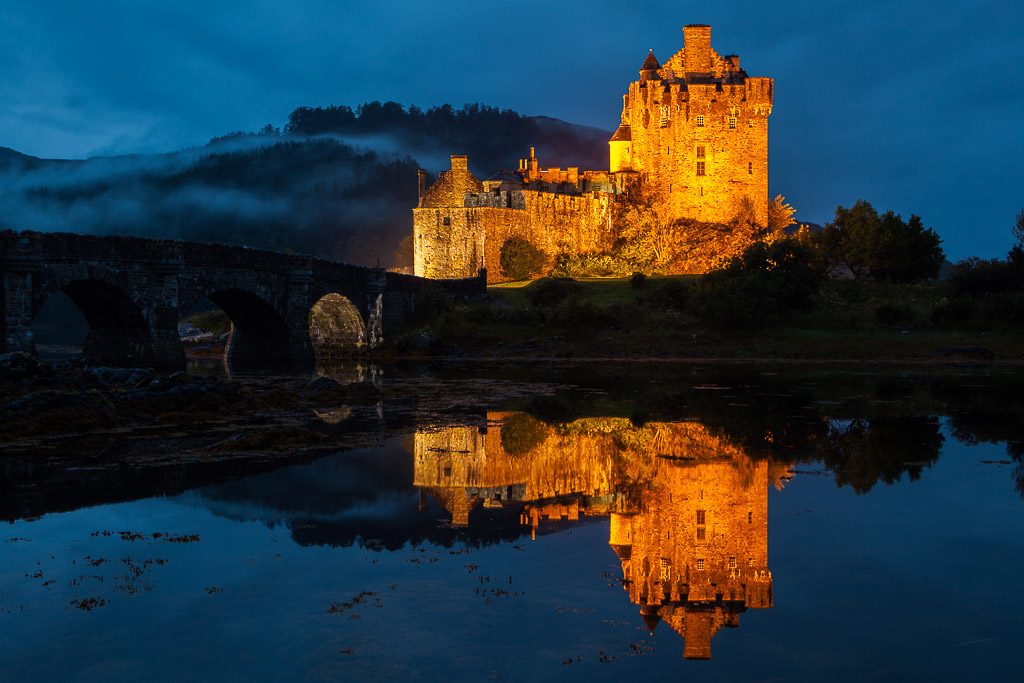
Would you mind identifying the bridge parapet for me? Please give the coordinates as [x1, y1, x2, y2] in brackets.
[1, 230, 486, 370]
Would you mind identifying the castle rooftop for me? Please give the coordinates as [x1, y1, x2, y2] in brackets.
[640, 50, 661, 72]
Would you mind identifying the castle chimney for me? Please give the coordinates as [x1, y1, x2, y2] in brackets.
[529, 147, 539, 179]
[450, 154, 468, 171]
[416, 169, 427, 207]
[683, 24, 712, 74]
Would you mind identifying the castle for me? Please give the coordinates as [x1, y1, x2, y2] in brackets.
[413, 414, 778, 659]
[413, 25, 774, 282]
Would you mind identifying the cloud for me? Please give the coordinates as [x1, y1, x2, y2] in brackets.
[0, 0, 1021, 258]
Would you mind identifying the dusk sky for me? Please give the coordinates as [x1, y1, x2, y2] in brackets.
[2, 0, 1021, 260]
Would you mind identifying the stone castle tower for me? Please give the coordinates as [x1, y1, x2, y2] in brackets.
[611, 24, 773, 227]
[413, 25, 774, 282]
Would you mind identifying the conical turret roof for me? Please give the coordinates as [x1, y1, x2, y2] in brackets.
[640, 604, 662, 633]
[640, 50, 661, 72]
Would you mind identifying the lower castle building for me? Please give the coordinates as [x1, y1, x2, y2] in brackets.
[413, 25, 774, 282]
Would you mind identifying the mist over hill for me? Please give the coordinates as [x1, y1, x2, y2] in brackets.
[0, 103, 612, 269]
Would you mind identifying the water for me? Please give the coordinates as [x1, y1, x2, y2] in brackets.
[2, 365, 1022, 681]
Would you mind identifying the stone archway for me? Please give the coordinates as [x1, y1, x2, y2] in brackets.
[38, 279, 153, 367]
[202, 288, 292, 367]
[309, 293, 367, 359]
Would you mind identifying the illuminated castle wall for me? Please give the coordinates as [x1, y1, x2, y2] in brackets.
[612, 24, 773, 228]
[413, 413, 780, 658]
[413, 25, 773, 282]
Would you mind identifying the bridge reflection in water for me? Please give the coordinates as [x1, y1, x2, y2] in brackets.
[414, 413, 787, 659]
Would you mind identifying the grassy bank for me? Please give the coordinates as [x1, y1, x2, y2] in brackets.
[399, 275, 1024, 362]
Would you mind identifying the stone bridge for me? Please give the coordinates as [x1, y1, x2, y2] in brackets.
[1, 230, 485, 370]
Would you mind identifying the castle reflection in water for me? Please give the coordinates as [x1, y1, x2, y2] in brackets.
[414, 413, 789, 659]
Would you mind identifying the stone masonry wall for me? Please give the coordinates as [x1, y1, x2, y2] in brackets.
[414, 191, 618, 283]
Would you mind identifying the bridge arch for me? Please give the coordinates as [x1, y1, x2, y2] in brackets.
[195, 288, 293, 367]
[309, 293, 367, 359]
[35, 276, 153, 367]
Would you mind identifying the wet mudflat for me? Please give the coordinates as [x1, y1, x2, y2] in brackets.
[1, 363, 1023, 681]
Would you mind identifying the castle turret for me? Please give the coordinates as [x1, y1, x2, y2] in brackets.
[609, 123, 633, 173]
[639, 49, 661, 82]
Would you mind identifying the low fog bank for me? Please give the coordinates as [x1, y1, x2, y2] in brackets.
[0, 103, 612, 269]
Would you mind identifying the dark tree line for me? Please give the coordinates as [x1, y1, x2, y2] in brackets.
[286, 101, 567, 173]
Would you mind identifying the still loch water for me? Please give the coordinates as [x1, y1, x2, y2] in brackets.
[2, 365, 1022, 681]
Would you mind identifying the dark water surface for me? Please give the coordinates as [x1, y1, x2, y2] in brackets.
[2, 364, 1023, 681]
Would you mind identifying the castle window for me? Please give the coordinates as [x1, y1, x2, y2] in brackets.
[659, 558, 671, 581]
[443, 216, 451, 226]
[748, 558, 755, 567]
[696, 115, 705, 127]
[443, 467, 451, 477]
[659, 105, 670, 127]
[696, 146, 705, 158]
[696, 161, 706, 176]
[729, 116, 737, 129]
[729, 556, 737, 569]
[696, 510, 706, 525]
[748, 162, 753, 175]
[696, 558, 705, 571]
[748, 120, 754, 128]
[748, 511, 753, 523]
[696, 527, 706, 540]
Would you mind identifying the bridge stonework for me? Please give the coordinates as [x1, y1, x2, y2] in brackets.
[1, 230, 485, 370]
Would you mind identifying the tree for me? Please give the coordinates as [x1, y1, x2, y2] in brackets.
[819, 200, 944, 282]
[499, 236, 547, 281]
[392, 234, 414, 273]
[616, 184, 675, 272]
[768, 195, 796, 234]
[689, 237, 825, 328]
[1014, 208, 1024, 249]
[1011, 209, 1024, 273]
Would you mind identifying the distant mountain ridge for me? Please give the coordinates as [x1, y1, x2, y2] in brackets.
[0, 102, 612, 269]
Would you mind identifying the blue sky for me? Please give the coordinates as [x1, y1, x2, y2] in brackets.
[2, 0, 1021, 259]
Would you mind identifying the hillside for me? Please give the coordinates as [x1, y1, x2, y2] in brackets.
[0, 103, 612, 269]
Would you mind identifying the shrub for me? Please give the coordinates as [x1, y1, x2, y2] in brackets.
[642, 279, 690, 313]
[689, 238, 825, 328]
[630, 272, 647, 288]
[874, 303, 914, 327]
[950, 257, 1019, 296]
[930, 298, 975, 328]
[500, 413, 549, 457]
[524, 277, 581, 307]
[550, 251, 630, 278]
[499, 236, 547, 281]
